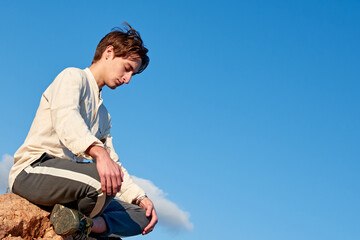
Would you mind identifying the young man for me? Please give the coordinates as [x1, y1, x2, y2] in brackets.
[8, 23, 158, 239]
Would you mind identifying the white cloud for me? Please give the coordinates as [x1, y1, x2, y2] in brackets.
[132, 176, 194, 232]
[0, 154, 13, 192]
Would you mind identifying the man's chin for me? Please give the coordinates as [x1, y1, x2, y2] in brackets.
[109, 85, 118, 90]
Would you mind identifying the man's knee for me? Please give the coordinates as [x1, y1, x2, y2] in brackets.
[132, 207, 150, 231]
[100, 200, 150, 237]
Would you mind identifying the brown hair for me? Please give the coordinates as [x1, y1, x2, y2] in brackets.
[92, 22, 149, 74]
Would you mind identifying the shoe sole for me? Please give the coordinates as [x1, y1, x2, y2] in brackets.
[50, 204, 79, 235]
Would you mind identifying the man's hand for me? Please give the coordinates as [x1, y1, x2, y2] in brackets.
[138, 197, 158, 235]
[86, 145, 123, 195]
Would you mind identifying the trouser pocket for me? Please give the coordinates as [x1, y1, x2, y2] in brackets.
[30, 152, 55, 167]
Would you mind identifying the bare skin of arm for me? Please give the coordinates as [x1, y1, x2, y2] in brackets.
[86, 145, 123, 196]
[137, 197, 158, 235]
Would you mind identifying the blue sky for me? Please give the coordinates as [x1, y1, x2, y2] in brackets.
[0, 1, 359, 239]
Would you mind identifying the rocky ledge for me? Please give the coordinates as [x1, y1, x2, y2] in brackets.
[0, 193, 96, 240]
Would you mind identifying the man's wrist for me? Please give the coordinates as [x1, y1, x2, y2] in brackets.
[86, 145, 108, 160]
[136, 194, 147, 205]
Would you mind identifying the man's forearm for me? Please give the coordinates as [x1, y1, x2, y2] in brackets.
[86, 144, 124, 195]
[86, 145, 108, 161]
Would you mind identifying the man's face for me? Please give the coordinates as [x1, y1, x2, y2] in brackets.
[104, 54, 142, 89]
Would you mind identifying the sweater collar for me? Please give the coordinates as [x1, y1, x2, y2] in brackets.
[84, 68, 102, 100]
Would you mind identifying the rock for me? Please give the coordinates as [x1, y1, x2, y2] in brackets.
[0, 193, 95, 240]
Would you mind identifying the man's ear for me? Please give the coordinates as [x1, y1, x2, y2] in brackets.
[104, 45, 114, 60]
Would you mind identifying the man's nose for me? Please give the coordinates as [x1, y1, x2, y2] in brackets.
[123, 73, 132, 84]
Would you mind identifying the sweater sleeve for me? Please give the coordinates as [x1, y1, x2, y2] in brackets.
[45, 68, 103, 156]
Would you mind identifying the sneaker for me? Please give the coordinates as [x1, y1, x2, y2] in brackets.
[50, 204, 93, 239]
